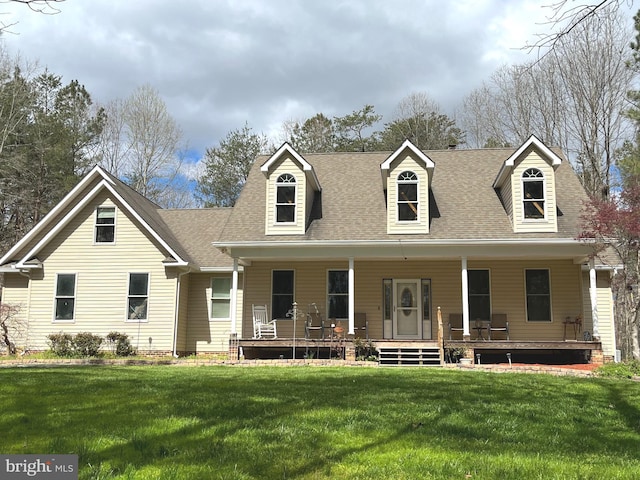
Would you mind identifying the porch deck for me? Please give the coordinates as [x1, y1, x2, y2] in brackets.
[237, 337, 603, 364]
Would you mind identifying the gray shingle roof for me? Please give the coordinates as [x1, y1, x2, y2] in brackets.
[219, 146, 588, 242]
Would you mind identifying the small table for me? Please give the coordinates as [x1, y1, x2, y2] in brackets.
[473, 320, 490, 340]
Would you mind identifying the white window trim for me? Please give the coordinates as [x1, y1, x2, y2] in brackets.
[274, 173, 297, 225]
[524, 268, 553, 323]
[53, 272, 77, 323]
[210, 276, 232, 321]
[94, 205, 117, 245]
[126, 272, 150, 322]
[522, 169, 547, 222]
[396, 171, 419, 223]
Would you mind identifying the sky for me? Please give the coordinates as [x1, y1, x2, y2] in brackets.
[0, 0, 630, 167]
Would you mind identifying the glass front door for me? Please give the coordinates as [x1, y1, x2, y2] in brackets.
[393, 279, 422, 339]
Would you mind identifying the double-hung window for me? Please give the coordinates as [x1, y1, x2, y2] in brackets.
[468, 269, 491, 321]
[275, 174, 296, 223]
[95, 206, 116, 243]
[397, 171, 418, 221]
[525, 269, 551, 321]
[55, 273, 76, 321]
[272, 270, 294, 319]
[128, 273, 149, 320]
[328, 270, 348, 319]
[211, 277, 231, 320]
[522, 168, 545, 219]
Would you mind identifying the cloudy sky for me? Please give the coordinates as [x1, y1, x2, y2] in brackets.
[0, 0, 625, 160]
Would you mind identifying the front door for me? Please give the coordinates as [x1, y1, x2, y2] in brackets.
[393, 279, 422, 339]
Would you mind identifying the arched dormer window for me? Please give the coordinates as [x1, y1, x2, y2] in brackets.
[397, 171, 418, 222]
[522, 168, 545, 219]
[276, 173, 296, 223]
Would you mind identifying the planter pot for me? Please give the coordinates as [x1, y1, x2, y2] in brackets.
[459, 358, 472, 365]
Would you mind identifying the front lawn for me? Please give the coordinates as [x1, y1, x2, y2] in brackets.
[1, 366, 639, 479]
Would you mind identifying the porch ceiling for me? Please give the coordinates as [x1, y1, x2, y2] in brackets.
[215, 239, 593, 263]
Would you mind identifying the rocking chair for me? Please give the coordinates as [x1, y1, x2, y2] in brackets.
[252, 304, 277, 339]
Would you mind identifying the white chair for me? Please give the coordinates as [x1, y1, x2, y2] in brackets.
[252, 304, 277, 339]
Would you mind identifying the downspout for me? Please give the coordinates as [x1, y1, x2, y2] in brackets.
[172, 269, 189, 358]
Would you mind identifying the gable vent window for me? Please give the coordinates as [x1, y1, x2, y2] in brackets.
[276, 173, 296, 223]
[95, 206, 116, 243]
[397, 171, 418, 221]
[522, 168, 545, 219]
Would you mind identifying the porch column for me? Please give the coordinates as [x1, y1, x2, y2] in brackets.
[589, 260, 600, 341]
[461, 257, 471, 340]
[230, 258, 239, 335]
[348, 257, 355, 335]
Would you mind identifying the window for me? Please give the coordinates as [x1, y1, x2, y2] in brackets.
[421, 279, 431, 321]
[383, 279, 392, 322]
[272, 270, 294, 319]
[468, 270, 491, 321]
[55, 273, 76, 321]
[525, 269, 551, 322]
[95, 206, 116, 243]
[328, 270, 348, 319]
[275, 174, 296, 223]
[211, 277, 231, 320]
[522, 168, 545, 219]
[128, 273, 149, 320]
[397, 171, 418, 221]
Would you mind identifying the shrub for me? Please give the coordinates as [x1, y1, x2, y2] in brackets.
[106, 331, 135, 357]
[596, 360, 640, 379]
[72, 332, 103, 357]
[47, 333, 74, 357]
[353, 337, 378, 361]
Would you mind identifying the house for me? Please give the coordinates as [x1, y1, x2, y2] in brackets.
[0, 135, 617, 364]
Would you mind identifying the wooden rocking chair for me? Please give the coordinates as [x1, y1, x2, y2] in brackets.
[252, 304, 277, 339]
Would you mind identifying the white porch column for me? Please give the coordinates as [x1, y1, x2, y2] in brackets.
[461, 256, 470, 339]
[348, 257, 355, 335]
[589, 260, 600, 340]
[230, 258, 239, 335]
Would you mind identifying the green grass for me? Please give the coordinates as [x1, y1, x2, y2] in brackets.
[1, 366, 640, 479]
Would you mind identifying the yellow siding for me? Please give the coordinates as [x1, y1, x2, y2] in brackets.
[387, 153, 429, 234]
[184, 272, 243, 354]
[265, 156, 306, 235]
[243, 259, 583, 341]
[1, 273, 31, 349]
[512, 151, 558, 233]
[19, 191, 178, 352]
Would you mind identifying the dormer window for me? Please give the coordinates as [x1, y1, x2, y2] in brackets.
[95, 206, 115, 243]
[522, 168, 545, 219]
[276, 173, 296, 223]
[397, 171, 418, 222]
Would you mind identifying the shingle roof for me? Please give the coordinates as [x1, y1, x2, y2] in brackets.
[219, 146, 588, 242]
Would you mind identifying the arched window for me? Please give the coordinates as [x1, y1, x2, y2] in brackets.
[522, 168, 545, 219]
[397, 171, 418, 221]
[276, 173, 296, 223]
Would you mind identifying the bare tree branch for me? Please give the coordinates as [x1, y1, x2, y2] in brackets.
[0, 0, 64, 34]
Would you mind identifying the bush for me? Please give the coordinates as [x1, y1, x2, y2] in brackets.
[47, 333, 74, 357]
[71, 332, 103, 357]
[106, 331, 135, 357]
[596, 360, 640, 379]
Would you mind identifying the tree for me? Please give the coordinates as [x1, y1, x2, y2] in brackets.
[333, 104, 381, 152]
[0, 303, 22, 355]
[0, 0, 64, 33]
[461, 7, 632, 198]
[580, 179, 640, 359]
[196, 123, 267, 207]
[379, 92, 465, 150]
[288, 113, 334, 153]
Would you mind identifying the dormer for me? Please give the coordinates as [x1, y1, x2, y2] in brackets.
[260, 143, 321, 235]
[381, 140, 435, 234]
[493, 135, 562, 233]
